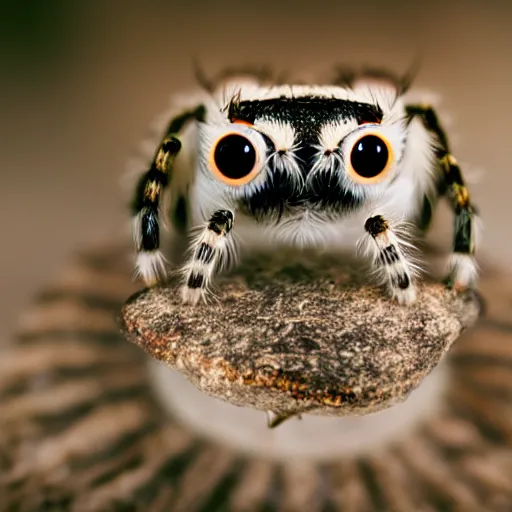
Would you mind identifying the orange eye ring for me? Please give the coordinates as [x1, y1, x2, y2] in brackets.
[208, 132, 261, 186]
[347, 131, 394, 184]
[232, 119, 253, 127]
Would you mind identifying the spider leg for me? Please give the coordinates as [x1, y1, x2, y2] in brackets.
[362, 214, 419, 305]
[131, 105, 205, 285]
[406, 104, 479, 290]
[180, 209, 237, 305]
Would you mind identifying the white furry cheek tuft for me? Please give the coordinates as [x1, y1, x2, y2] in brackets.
[266, 147, 304, 192]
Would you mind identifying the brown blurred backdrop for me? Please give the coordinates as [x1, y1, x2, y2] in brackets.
[1, 0, 511, 342]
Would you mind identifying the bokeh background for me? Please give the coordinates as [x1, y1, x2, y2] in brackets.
[1, 0, 511, 343]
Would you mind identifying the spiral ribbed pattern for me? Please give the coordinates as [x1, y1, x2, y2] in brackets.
[1, 242, 511, 511]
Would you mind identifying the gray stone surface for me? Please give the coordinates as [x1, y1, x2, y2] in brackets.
[120, 250, 481, 419]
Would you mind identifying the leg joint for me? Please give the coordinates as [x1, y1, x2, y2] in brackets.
[208, 210, 234, 235]
[364, 215, 388, 238]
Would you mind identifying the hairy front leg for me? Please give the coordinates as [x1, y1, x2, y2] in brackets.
[362, 215, 419, 305]
[180, 209, 237, 305]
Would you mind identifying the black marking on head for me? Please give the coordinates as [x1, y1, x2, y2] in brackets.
[227, 95, 383, 223]
[229, 96, 382, 141]
[364, 215, 389, 238]
[306, 167, 364, 212]
[238, 168, 363, 223]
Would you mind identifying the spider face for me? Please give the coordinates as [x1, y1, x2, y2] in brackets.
[198, 90, 407, 225]
[130, 69, 479, 307]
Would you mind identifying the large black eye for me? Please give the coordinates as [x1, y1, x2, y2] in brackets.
[212, 134, 257, 184]
[349, 134, 391, 182]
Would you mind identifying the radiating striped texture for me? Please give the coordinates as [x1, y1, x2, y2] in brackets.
[1, 241, 512, 511]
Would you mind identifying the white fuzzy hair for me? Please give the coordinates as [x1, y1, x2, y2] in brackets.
[128, 72, 466, 290]
[184, 77, 436, 256]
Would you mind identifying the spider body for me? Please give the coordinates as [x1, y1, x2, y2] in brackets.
[130, 68, 479, 305]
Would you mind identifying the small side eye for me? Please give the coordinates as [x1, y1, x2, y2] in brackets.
[210, 133, 259, 185]
[348, 133, 393, 184]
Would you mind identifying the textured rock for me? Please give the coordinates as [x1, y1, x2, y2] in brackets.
[4, 240, 512, 511]
[121, 249, 481, 421]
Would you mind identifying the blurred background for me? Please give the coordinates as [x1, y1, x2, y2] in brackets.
[1, 0, 511, 343]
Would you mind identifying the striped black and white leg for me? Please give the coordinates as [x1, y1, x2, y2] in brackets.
[131, 105, 205, 286]
[442, 154, 479, 290]
[406, 104, 479, 291]
[131, 137, 181, 285]
[180, 209, 236, 305]
[363, 215, 418, 305]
